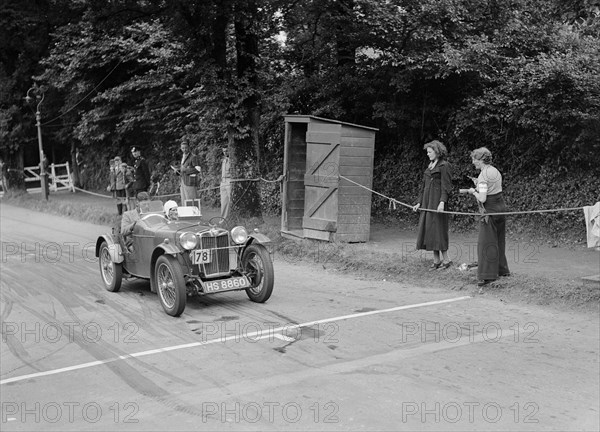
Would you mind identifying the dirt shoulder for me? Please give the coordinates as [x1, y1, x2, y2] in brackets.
[365, 223, 599, 284]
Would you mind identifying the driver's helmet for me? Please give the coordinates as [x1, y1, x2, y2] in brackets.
[164, 200, 178, 219]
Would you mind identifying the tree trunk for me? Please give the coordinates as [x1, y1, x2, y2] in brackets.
[231, 0, 262, 220]
[2, 147, 26, 193]
[335, 0, 358, 120]
[212, 0, 230, 77]
[335, 0, 356, 68]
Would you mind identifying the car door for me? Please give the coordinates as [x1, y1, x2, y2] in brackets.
[126, 217, 161, 277]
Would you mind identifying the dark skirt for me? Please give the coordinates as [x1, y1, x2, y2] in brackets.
[478, 193, 510, 280]
[416, 211, 449, 251]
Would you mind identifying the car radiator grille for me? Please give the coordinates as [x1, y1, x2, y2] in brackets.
[199, 232, 230, 277]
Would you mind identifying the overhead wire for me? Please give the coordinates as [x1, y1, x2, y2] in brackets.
[41, 60, 123, 126]
[42, 96, 189, 128]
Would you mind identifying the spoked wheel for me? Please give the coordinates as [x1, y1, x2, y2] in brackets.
[242, 244, 274, 303]
[154, 255, 186, 317]
[99, 241, 122, 292]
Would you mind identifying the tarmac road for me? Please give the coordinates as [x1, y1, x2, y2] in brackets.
[1, 203, 598, 431]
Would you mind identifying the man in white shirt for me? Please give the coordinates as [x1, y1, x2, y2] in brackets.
[220, 147, 231, 219]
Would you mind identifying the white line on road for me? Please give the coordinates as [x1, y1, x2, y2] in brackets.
[273, 334, 296, 342]
[0, 296, 470, 385]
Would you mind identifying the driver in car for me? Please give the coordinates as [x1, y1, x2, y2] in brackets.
[163, 200, 179, 221]
[121, 191, 151, 240]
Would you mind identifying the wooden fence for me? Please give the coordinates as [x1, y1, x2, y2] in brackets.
[0, 162, 74, 197]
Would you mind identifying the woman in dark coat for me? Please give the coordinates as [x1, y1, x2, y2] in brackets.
[467, 147, 510, 286]
[412, 140, 453, 270]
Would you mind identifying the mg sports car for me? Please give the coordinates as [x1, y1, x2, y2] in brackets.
[95, 201, 274, 317]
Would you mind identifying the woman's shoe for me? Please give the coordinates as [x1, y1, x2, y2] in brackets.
[439, 261, 453, 270]
[429, 262, 442, 270]
[477, 279, 492, 287]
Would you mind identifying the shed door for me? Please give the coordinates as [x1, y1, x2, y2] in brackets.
[302, 126, 340, 240]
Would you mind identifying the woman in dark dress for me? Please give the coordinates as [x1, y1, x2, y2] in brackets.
[413, 140, 453, 270]
[467, 147, 510, 286]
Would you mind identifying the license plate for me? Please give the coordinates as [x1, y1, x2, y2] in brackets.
[190, 249, 212, 264]
[203, 276, 250, 294]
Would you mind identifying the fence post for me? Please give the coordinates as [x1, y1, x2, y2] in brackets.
[50, 163, 56, 192]
[65, 162, 75, 192]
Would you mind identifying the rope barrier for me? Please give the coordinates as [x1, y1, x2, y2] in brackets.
[152, 192, 181, 199]
[65, 175, 589, 218]
[154, 175, 283, 199]
[339, 175, 587, 217]
[229, 175, 284, 184]
[73, 187, 113, 199]
[73, 174, 284, 201]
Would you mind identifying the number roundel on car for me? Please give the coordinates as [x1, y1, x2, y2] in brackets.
[190, 249, 212, 264]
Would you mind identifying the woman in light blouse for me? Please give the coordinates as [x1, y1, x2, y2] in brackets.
[468, 147, 510, 286]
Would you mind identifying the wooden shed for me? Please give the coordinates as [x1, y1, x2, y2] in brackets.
[281, 115, 378, 242]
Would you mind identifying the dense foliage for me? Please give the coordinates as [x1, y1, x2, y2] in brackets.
[1, 0, 598, 238]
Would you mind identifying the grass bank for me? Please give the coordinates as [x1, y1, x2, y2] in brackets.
[2, 190, 120, 227]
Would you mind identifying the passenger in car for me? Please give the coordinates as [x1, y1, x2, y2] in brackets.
[164, 200, 179, 221]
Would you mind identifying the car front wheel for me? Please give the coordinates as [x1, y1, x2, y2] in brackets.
[154, 255, 186, 317]
[242, 244, 274, 303]
[99, 241, 122, 292]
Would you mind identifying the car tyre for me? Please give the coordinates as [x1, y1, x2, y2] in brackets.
[242, 244, 274, 303]
[155, 255, 186, 317]
[99, 241, 122, 292]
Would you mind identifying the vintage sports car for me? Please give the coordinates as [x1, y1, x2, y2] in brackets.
[95, 200, 274, 317]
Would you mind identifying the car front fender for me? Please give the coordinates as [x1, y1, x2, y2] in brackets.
[247, 232, 271, 244]
[149, 243, 183, 293]
[95, 235, 124, 263]
[240, 233, 273, 262]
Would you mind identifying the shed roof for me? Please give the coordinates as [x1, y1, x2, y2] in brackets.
[284, 115, 379, 132]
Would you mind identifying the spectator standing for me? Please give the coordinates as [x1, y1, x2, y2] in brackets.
[412, 140, 453, 270]
[0, 158, 5, 194]
[107, 158, 117, 198]
[75, 148, 83, 171]
[220, 146, 232, 219]
[175, 141, 201, 205]
[114, 157, 133, 215]
[75, 147, 86, 189]
[149, 161, 166, 197]
[467, 147, 510, 287]
[125, 163, 136, 210]
[130, 147, 151, 195]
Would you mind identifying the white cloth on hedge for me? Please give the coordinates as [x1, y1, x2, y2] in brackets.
[583, 202, 600, 248]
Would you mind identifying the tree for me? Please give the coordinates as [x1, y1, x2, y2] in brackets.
[166, 0, 266, 218]
[3, 0, 596, 239]
[0, 0, 74, 191]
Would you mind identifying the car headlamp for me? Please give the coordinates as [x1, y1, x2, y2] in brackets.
[231, 226, 248, 244]
[179, 232, 198, 250]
